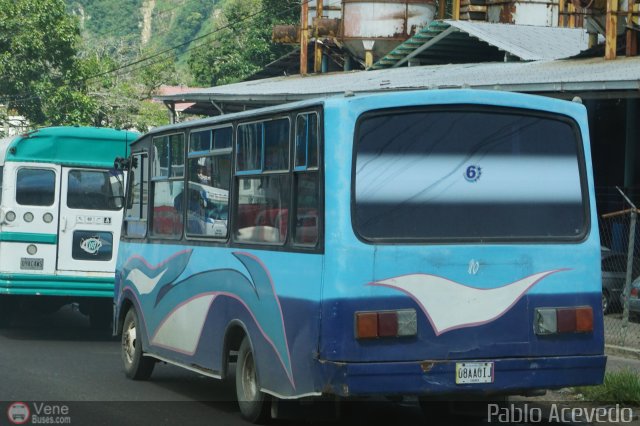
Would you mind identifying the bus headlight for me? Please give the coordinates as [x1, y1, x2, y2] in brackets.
[5, 211, 16, 222]
[24, 212, 34, 222]
[27, 244, 37, 255]
[43, 213, 54, 223]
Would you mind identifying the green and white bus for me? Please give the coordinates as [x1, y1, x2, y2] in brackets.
[0, 126, 137, 327]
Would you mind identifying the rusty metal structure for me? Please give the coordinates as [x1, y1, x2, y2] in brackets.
[272, 0, 638, 74]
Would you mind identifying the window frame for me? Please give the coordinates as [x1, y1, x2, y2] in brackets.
[16, 167, 57, 207]
[150, 132, 186, 240]
[185, 124, 233, 241]
[124, 152, 149, 239]
[233, 116, 292, 246]
[120, 106, 324, 255]
[292, 111, 321, 248]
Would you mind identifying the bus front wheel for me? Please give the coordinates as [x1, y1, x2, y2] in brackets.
[236, 336, 271, 423]
[121, 308, 155, 380]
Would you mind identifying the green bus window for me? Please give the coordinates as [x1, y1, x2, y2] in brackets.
[16, 168, 55, 206]
[67, 170, 122, 211]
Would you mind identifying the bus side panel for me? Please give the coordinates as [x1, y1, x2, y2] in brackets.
[115, 241, 324, 397]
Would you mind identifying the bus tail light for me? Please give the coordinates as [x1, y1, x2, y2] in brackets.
[631, 288, 639, 299]
[355, 309, 417, 339]
[534, 306, 593, 335]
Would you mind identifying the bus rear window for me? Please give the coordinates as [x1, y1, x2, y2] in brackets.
[353, 108, 587, 242]
[16, 168, 55, 206]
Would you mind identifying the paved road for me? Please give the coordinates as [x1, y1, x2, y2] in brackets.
[0, 305, 440, 426]
[1, 305, 637, 426]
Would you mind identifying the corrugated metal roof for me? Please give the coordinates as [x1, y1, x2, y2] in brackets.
[446, 21, 591, 61]
[159, 55, 639, 99]
[157, 57, 640, 116]
[371, 20, 591, 70]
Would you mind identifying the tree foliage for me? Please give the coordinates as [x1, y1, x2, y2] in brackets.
[0, 0, 95, 125]
[79, 44, 175, 131]
[188, 0, 298, 86]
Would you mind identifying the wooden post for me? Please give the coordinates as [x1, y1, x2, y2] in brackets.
[627, 0, 638, 56]
[453, 0, 460, 19]
[439, 0, 447, 19]
[558, 0, 566, 27]
[605, 0, 618, 60]
[300, 0, 309, 74]
[568, 3, 576, 28]
[314, 0, 324, 73]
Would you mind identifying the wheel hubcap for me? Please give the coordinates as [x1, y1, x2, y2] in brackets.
[123, 321, 137, 364]
[241, 351, 258, 401]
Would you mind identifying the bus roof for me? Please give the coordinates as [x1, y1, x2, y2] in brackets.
[2, 126, 138, 168]
[135, 89, 586, 148]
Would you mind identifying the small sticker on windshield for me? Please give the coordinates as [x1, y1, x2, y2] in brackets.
[464, 165, 482, 183]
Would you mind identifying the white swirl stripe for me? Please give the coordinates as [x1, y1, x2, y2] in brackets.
[372, 270, 562, 335]
[126, 268, 167, 295]
[152, 295, 215, 354]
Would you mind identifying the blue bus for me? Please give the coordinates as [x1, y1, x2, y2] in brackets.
[114, 89, 605, 422]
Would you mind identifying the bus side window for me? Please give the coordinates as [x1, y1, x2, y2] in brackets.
[186, 126, 232, 238]
[293, 112, 320, 246]
[150, 133, 184, 239]
[125, 154, 148, 238]
[234, 118, 290, 244]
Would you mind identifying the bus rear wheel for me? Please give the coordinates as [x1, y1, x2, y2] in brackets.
[236, 336, 270, 423]
[121, 308, 155, 380]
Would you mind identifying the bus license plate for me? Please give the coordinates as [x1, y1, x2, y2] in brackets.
[455, 362, 494, 384]
[20, 258, 43, 270]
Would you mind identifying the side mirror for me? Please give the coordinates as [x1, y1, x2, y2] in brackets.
[111, 195, 125, 210]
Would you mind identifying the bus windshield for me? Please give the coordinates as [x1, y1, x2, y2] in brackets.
[354, 107, 587, 242]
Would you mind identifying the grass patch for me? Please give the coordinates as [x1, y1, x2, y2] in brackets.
[575, 369, 640, 404]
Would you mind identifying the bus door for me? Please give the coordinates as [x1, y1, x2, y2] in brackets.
[57, 167, 125, 273]
[0, 164, 61, 275]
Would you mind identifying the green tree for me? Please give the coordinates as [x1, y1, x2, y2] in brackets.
[0, 0, 96, 125]
[80, 45, 174, 131]
[188, 0, 299, 86]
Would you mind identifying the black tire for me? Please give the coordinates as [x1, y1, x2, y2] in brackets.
[235, 336, 270, 424]
[121, 308, 155, 380]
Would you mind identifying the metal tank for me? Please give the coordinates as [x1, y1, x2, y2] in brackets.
[308, 0, 343, 23]
[486, 0, 560, 26]
[341, 0, 437, 63]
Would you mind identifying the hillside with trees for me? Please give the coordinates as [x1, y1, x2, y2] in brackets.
[0, 0, 297, 132]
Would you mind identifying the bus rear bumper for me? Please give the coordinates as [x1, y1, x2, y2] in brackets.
[318, 355, 606, 397]
[0, 275, 114, 298]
